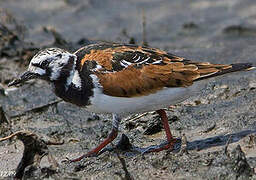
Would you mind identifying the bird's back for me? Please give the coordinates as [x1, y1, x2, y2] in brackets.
[74, 43, 253, 98]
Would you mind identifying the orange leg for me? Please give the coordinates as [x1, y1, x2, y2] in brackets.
[70, 114, 121, 162]
[148, 109, 177, 152]
[70, 128, 118, 162]
[70, 110, 176, 162]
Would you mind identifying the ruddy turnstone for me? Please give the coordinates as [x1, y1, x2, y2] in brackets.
[8, 43, 254, 162]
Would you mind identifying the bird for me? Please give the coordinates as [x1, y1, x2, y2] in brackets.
[8, 42, 254, 162]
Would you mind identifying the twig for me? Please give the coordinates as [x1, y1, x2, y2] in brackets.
[142, 9, 148, 46]
[0, 130, 26, 142]
[124, 112, 149, 122]
[0, 130, 63, 179]
[111, 143, 133, 180]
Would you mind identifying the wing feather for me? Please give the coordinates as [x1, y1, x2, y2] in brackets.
[75, 43, 252, 97]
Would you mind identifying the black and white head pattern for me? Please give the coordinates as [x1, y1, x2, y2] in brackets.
[28, 48, 76, 81]
[28, 48, 84, 90]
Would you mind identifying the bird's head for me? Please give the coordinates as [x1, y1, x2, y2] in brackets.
[8, 48, 76, 86]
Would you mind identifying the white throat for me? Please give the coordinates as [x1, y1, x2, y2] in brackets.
[65, 60, 82, 90]
[71, 70, 82, 89]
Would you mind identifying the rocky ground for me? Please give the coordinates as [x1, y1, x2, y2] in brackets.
[0, 0, 256, 179]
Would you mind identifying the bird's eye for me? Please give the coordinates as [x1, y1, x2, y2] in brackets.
[40, 61, 49, 69]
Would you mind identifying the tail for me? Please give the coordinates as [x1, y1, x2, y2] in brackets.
[194, 63, 255, 81]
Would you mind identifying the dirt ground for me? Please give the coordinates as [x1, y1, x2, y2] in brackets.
[0, 0, 256, 179]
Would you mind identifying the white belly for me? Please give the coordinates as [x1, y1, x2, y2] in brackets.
[86, 85, 196, 115]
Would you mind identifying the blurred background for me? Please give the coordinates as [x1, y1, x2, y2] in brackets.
[0, 0, 256, 179]
[1, 0, 256, 62]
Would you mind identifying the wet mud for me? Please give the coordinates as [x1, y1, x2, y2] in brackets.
[0, 0, 256, 179]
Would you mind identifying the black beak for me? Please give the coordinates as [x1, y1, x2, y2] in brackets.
[8, 71, 39, 87]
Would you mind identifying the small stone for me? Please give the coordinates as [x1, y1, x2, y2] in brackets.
[125, 121, 136, 130]
[182, 22, 199, 29]
[194, 100, 201, 105]
[143, 116, 162, 135]
[87, 114, 100, 122]
[249, 81, 256, 89]
[169, 116, 179, 123]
